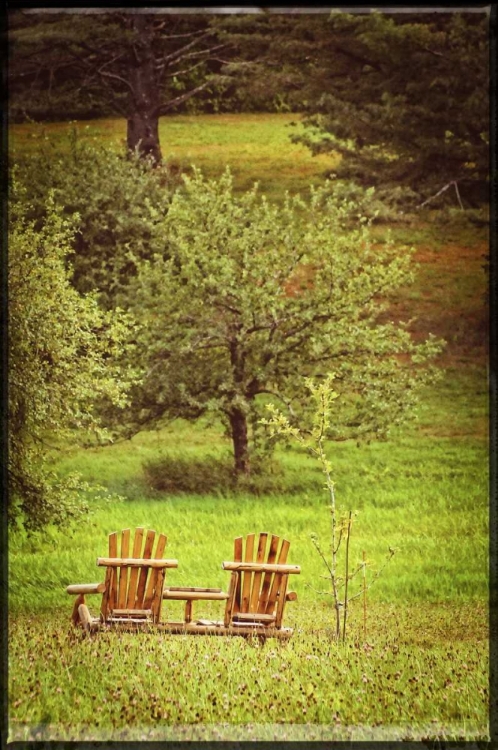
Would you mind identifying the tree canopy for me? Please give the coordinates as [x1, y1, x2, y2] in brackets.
[106, 170, 442, 476]
[8, 11, 230, 160]
[9, 9, 490, 201]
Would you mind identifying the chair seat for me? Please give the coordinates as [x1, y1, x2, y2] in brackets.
[232, 612, 276, 623]
[110, 608, 153, 618]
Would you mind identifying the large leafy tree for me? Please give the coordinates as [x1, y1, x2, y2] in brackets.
[8, 10, 229, 161]
[8, 183, 135, 529]
[219, 11, 490, 206]
[108, 170, 442, 476]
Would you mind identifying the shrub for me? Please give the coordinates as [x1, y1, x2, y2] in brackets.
[11, 128, 180, 305]
[8, 181, 135, 530]
[142, 452, 311, 496]
[143, 454, 234, 495]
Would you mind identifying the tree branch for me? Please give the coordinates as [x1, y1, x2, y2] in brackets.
[161, 60, 207, 79]
[175, 43, 229, 63]
[157, 81, 212, 114]
[157, 31, 213, 67]
[331, 42, 384, 73]
[99, 69, 135, 94]
[252, 388, 297, 417]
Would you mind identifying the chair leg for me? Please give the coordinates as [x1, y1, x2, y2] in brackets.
[71, 594, 85, 627]
[78, 603, 93, 633]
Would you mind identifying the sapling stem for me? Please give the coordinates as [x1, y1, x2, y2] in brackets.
[362, 549, 367, 641]
[261, 375, 397, 643]
[316, 433, 341, 640]
[342, 510, 353, 642]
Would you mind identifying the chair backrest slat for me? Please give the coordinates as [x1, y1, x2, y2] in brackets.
[257, 534, 280, 614]
[100, 531, 118, 620]
[117, 528, 131, 609]
[136, 529, 156, 607]
[233, 536, 243, 614]
[126, 527, 145, 608]
[249, 532, 268, 613]
[240, 533, 255, 612]
[144, 532, 168, 620]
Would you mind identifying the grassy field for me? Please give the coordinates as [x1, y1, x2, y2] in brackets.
[8, 113, 489, 742]
[10, 112, 341, 202]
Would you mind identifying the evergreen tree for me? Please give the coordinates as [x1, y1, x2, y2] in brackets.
[8, 10, 229, 161]
[218, 11, 490, 206]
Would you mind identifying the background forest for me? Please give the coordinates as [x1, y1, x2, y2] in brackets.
[7, 7, 491, 743]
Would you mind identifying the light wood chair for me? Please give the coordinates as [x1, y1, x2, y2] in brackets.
[162, 532, 300, 640]
[67, 527, 178, 631]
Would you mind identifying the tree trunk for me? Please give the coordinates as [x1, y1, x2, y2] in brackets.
[127, 110, 161, 163]
[127, 16, 162, 163]
[228, 408, 250, 477]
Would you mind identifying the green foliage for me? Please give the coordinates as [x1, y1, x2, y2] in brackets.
[7, 12, 227, 120]
[310, 179, 420, 224]
[109, 168, 442, 474]
[8, 182, 135, 530]
[216, 12, 489, 206]
[12, 131, 178, 302]
[210, 14, 313, 114]
[143, 453, 235, 495]
[290, 12, 489, 206]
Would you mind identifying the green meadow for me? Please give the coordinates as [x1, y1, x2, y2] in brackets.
[8, 113, 489, 742]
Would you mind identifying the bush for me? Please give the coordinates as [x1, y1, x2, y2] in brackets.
[8, 181, 134, 530]
[142, 453, 311, 496]
[11, 129, 181, 305]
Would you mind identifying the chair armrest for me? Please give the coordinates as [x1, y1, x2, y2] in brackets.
[67, 583, 106, 595]
[222, 562, 301, 574]
[163, 587, 229, 601]
[286, 591, 297, 602]
[97, 557, 178, 568]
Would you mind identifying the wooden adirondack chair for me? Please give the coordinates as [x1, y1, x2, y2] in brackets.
[67, 528, 178, 632]
[162, 532, 300, 639]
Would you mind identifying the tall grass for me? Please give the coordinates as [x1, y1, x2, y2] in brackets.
[9, 603, 488, 742]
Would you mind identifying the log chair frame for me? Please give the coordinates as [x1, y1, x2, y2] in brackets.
[67, 527, 178, 632]
[161, 532, 300, 640]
